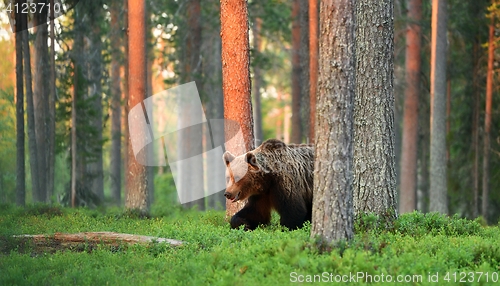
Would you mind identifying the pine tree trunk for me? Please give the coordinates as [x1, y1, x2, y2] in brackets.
[88, 3, 104, 202]
[308, 0, 318, 144]
[110, 0, 122, 206]
[311, 0, 355, 243]
[126, 0, 148, 213]
[123, 0, 130, 200]
[47, 0, 56, 205]
[353, 0, 397, 218]
[472, 40, 480, 218]
[220, 0, 254, 218]
[482, 17, 494, 222]
[33, 9, 50, 203]
[15, 3, 26, 206]
[399, 0, 422, 214]
[203, 0, 225, 210]
[291, 0, 302, 143]
[299, 0, 310, 142]
[23, 19, 39, 206]
[429, 0, 448, 214]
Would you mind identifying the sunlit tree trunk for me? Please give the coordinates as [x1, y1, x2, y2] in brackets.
[429, 0, 448, 214]
[126, 0, 148, 213]
[48, 0, 56, 205]
[220, 0, 255, 218]
[482, 17, 494, 222]
[309, 0, 318, 143]
[23, 14, 38, 206]
[291, 0, 302, 143]
[311, 0, 355, 243]
[123, 0, 130, 200]
[399, 0, 422, 214]
[15, 1, 25, 206]
[110, 0, 122, 206]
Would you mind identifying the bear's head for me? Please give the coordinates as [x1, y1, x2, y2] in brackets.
[222, 151, 267, 202]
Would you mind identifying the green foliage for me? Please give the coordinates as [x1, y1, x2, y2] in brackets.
[0, 208, 498, 285]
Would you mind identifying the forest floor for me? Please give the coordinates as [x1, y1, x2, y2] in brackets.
[0, 204, 499, 285]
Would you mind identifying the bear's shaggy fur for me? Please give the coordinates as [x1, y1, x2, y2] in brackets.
[223, 139, 314, 230]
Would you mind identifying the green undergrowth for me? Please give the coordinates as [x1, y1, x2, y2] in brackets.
[0, 205, 499, 285]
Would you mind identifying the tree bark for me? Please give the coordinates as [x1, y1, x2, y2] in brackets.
[309, 0, 318, 144]
[88, 2, 104, 202]
[23, 18, 39, 206]
[399, 0, 422, 214]
[47, 0, 56, 205]
[15, 1, 26, 206]
[299, 0, 310, 142]
[220, 0, 255, 218]
[429, 0, 448, 214]
[110, 0, 122, 206]
[290, 0, 302, 143]
[472, 39, 480, 218]
[126, 0, 149, 214]
[33, 5, 50, 203]
[482, 17, 494, 222]
[311, 0, 355, 243]
[354, 0, 397, 219]
[123, 0, 130, 200]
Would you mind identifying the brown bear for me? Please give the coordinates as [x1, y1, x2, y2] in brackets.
[223, 139, 314, 230]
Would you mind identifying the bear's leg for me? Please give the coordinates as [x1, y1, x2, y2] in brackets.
[230, 194, 272, 231]
[273, 194, 308, 230]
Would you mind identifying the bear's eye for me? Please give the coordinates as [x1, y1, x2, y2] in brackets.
[234, 176, 240, 182]
[226, 176, 230, 183]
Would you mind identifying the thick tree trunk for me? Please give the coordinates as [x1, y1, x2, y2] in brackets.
[126, 0, 148, 213]
[308, 0, 318, 144]
[252, 18, 263, 144]
[354, 0, 397, 219]
[482, 18, 494, 222]
[290, 0, 302, 144]
[429, 0, 448, 214]
[399, 0, 422, 214]
[110, 0, 122, 206]
[220, 0, 254, 218]
[123, 0, 130, 200]
[15, 3, 26, 206]
[311, 0, 355, 243]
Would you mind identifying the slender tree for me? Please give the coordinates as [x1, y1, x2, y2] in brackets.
[399, 0, 422, 213]
[309, 0, 318, 143]
[33, 2, 50, 202]
[482, 16, 494, 222]
[126, 0, 148, 213]
[15, 0, 25, 206]
[311, 0, 355, 243]
[299, 0, 310, 142]
[110, 0, 122, 206]
[48, 0, 56, 205]
[429, 0, 448, 214]
[220, 0, 255, 218]
[290, 0, 302, 143]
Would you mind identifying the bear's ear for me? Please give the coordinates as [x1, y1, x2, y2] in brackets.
[245, 152, 259, 170]
[223, 151, 235, 166]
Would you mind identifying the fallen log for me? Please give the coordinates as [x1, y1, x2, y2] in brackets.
[12, 232, 184, 250]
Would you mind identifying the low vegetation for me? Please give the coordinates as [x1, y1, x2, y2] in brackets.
[0, 205, 498, 285]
